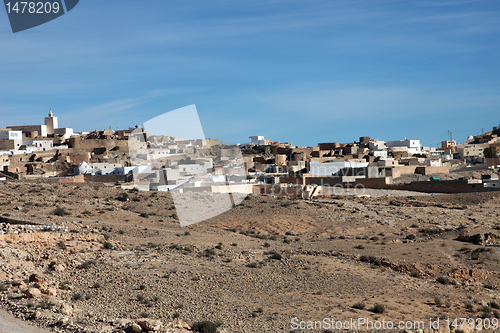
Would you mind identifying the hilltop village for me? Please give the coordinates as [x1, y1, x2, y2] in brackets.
[1, 111, 499, 196]
[0, 113, 499, 333]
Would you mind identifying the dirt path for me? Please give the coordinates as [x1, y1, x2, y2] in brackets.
[0, 309, 50, 333]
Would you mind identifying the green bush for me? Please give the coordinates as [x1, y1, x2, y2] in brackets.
[370, 303, 385, 314]
[72, 293, 82, 301]
[436, 276, 456, 285]
[53, 207, 70, 216]
[191, 321, 221, 333]
[489, 301, 500, 309]
[270, 253, 282, 260]
[103, 242, 113, 249]
[116, 193, 129, 202]
[352, 302, 365, 310]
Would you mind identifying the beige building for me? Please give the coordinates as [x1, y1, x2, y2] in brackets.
[45, 110, 58, 135]
[0, 139, 21, 151]
[7, 125, 47, 137]
[458, 143, 489, 159]
[441, 140, 457, 154]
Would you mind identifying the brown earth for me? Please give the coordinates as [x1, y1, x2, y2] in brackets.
[0, 181, 499, 332]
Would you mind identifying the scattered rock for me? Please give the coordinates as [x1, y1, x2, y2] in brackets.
[58, 316, 70, 326]
[33, 310, 42, 319]
[11, 279, 24, 287]
[99, 325, 114, 333]
[59, 282, 72, 290]
[137, 318, 162, 331]
[112, 318, 132, 328]
[170, 318, 191, 330]
[28, 273, 46, 284]
[59, 303, 73, 316]
[130, 322, 142, 333]
[25, 287, 42, 298]
[456, 232, 500, 245]
[42, 287, 57, 297]
[53, 264, 66, 272]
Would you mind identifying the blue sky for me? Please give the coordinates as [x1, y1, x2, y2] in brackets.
[1, 0, 500, 147]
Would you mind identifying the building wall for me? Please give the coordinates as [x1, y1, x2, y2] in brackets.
[459, 143, 489, 158]
[84, 174, 130, 183]
[414, 166, 450, 175]
[25, 140, 53, 150]
[0, 131, 22, 140]
[54, 127, 73, 139]
[211, 184, 253, 194]
[279, 175, 306, 185]
[393, 165, 418, 176]
[354, 177, 393, 187]
[274, 154, 287, 165]
[7, 125, 47, 138]
[377, 159, 398, 167]
[318, 142, 340, 150]
[360, 179, 469, 193]
[486, 158, 500, 167]
[45, 116, 58, 135]
[309, 161, 369, 176]
[252, 184, 305, 197]
[68, 137, 129, 153]
[483, 180, 500, 188]
[0, 140, 19, 150]
[373, 150, 387, 157]
[305, 177, 343, 187]
[387, 139, 421, 154]
[69, 152, 91, 164]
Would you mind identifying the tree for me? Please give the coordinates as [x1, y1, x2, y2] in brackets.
[483, 146, 497, 158]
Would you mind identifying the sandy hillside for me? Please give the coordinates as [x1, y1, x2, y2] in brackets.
[0, 181, 499, 332]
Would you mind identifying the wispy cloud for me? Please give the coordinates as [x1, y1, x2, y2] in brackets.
[60, 89, 185, 131]
[243, 83, 500, 120]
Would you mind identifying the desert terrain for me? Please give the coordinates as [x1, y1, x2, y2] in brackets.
[0, 180, 499, 333]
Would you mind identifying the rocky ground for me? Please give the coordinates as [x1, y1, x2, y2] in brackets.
[0, 181, 499, 333]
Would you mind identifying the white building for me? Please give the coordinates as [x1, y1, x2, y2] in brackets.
[7, 111, 73, 139]
[54, 127, 74, 139]
[23, 140, 54, 151]
[249, 136, 266, 145]
[368, 140, 386, 151]
[75, 162, 146, 176]
[0, 130, 22, 152]
[309, 161, 369, 176]
[386, 139, 422, 155]
[372, 149, 388, 158]
[0, 130, 22, 140]
[177, 159, 213, 175]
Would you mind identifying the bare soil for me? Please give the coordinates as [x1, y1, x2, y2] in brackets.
[0, 181, 499, 332]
